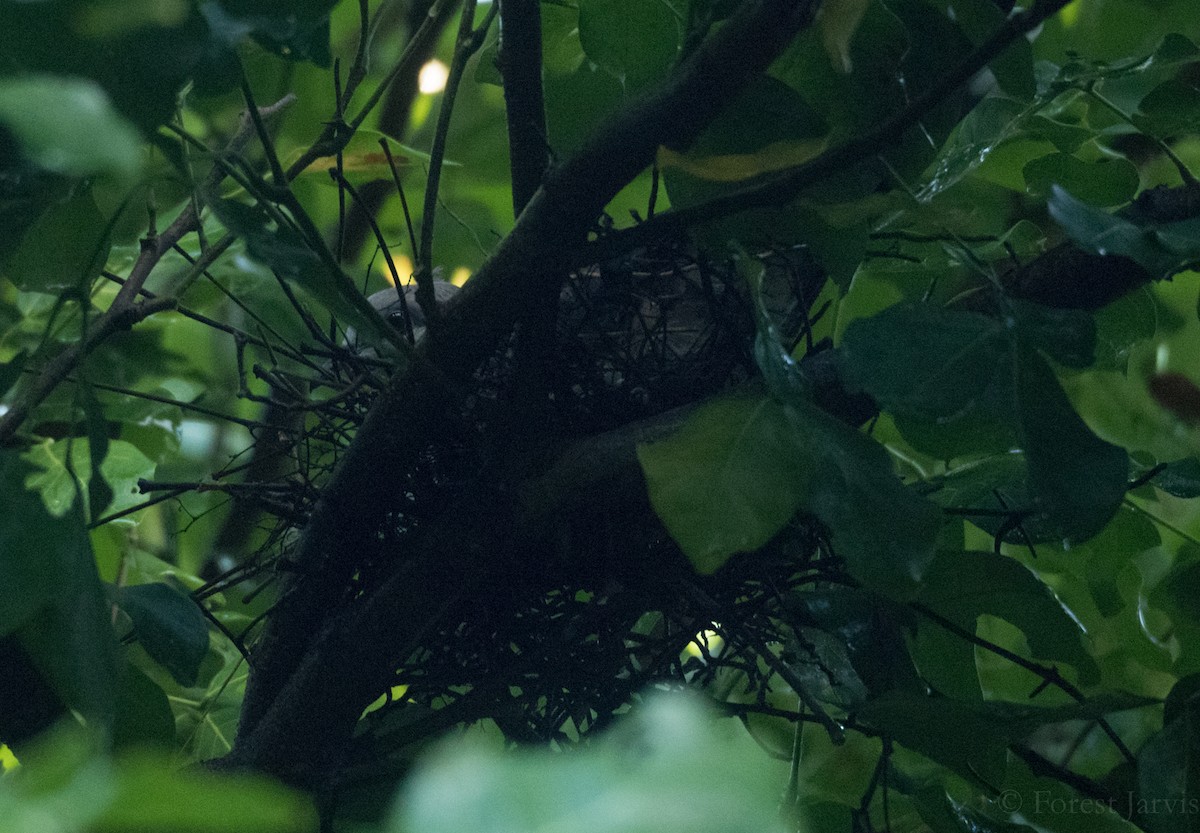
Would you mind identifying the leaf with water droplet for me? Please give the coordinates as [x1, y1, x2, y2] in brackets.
[1048, 186, 1192, 278]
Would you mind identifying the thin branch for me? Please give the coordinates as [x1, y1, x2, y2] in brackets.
[679, 579, 845, 744]
[1009, 745, 1118, 805]
[328, 167, 417, 342]
[340, 0, 374, 111]
[416, 0, 497, 320]
[239, 70, 288, 186]
[68, 376, 262, 430]
[280, 0, 460, 184]
[340, 0, 459, 261]
[911, 602, 1137, 765]
[381, 139, 421, 258]
[1085, 86, 1198, 187]
[89, 485, 190, 529]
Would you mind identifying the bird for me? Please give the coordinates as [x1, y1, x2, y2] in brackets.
[345, 276, 460, 356]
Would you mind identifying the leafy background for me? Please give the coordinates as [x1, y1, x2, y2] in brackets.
[4, 0, 1200, 831]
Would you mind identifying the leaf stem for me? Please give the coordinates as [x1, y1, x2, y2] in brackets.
[1084, 86, 1199, 187]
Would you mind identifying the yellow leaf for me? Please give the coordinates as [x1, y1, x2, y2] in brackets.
[657, 137, 829, 183]
[819, 0, 871, 73]
[294, 150, 411, 183]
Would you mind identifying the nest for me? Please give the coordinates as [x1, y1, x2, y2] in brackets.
[551, 243, 824, 430]
[216, 240, 838, 756]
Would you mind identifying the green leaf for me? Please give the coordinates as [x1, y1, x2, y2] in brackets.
[3, 189, 113, 292]
[838, 305, 1004, 418]
[1000, 754, 1140, 832]
[661, 76, 829, 207]
[113, 663, 175, 749]
[1076, 506, 1160, 618]
[818, 0, 871, 74]
[860, 690, 1150, 788]
[1009, 300, 1097, 369]
[0, 726, 317, 832]
[1014, 345, 1129, 543]
[116, 583, 209, 687]
[922, 453, 1048, 543]
[0, 3, 211, 131]
[1023, 153, 1140, 208]
[394, 693, 789, 833]
[69, 0, 191, 37]
[1164, 673, 1200, 726]
[94, 752, 318, 832]
[1048, 185, 1194, 279]
[1148, 558, 1200, 674]
[919, 96, 1029, 200]
[22, 439, 155, 520]
[202, 0, 339, 67]
[0, 457, 72, 635]
[771, 1, 912, 145]
[0, 76, 142, 180]
[636, 395, 809, 573]
[0, 451, 118, 734]
[785, 626, 870, 710]
[1135, 77, 1200, 139]
[638, 393, 940, 597]
[947, 0, 1036, 100]
[1135, 675, 1200, 833]
[840, 302, 1018, 458]
[1153, 458, 1200, 498]
[578, 0, 679, 90]
[782, 587, 922, 698]
[858, 691, 1010, 786]
[918, 550, 1101, 685]
[80, 383, 115, 520]
[913, 787, 1039, 833]
[795, 400, 942, 599]
[842, 303, 1126, 541]
[1092, 286, 1158, 371]
[0, 350, 28, 402]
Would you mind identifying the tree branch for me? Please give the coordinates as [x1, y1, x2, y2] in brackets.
[416, 0, 497, 320]
[498, 0, 550, 217]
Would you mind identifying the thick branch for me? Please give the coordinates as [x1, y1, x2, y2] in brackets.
[498, 0, 549, 217]
[233, 0, 822, 770]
